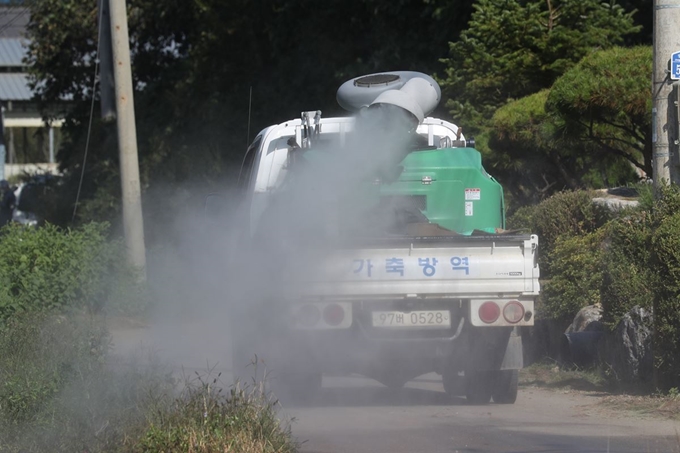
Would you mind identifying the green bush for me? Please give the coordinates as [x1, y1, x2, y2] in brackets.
[506, 190, 611, 276]
[651, 211, 680, 388]
[0, 312, 108, 424]
[600, 211, 654, 328]
[653, 184, 680, 222]
[0, 311, 178, 452]
[0, 222, 147, 319]
[505, 190, 613, 324]
[541, 229, 605, 320]
[531, 190, 609, 244]
[506, 204, 537, 231]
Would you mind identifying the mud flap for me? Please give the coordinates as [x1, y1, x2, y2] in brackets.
[500, 334, 523, 370]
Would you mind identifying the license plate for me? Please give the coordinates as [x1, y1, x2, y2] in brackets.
[372, 310, 451, 328]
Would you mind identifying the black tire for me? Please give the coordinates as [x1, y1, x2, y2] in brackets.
[465, 371, 493, 405]
[491, 369, 519, 404]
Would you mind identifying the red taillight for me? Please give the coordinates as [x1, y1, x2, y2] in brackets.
[479, 301, 500, 324]
[503, 301, 525, 323]
[297, 304, 321, 327]
[323, 304, 345, 326]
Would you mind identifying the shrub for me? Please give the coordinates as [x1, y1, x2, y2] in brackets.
[506, 190, 611, 276]
[0, 312, 108, 424]
[506, 204, 536, 231]
[653, 184, 680, 222]
[531, 190, 609, 244]
[0, 311, 178, 452]
[0, 222, 147, 319]
[541, 229, 605, 320]
[600, 211, 654, 328]
[651, 211, 680, 388]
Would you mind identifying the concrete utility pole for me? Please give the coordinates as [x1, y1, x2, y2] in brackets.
[653, 0, 680, 188]
[109, 0, 147, 277]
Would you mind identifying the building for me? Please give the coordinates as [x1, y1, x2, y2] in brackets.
[0, 5, 61, 179]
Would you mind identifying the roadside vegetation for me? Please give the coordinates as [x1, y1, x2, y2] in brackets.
[510, 186, 680, 394]
[519, 362, 608, 392]
[520, 363, 680, 420]
[0, 0, 669, 443]
[0, 223, 297, 453]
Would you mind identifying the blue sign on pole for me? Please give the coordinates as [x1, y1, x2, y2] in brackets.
[672, 51, 680, 80]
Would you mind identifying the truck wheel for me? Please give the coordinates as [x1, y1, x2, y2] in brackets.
[465, 371, 492, 405]
[491, 369, 518, 404]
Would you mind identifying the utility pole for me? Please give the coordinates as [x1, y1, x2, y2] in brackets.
[109, 0, 146, 278]
[653, 0, 680, 189]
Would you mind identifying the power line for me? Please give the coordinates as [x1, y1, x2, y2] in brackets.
[71, 2, 103, 222]
[0, 5, 30, 38]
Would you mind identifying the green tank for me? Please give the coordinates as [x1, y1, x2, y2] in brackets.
[380, 147, 505, 235]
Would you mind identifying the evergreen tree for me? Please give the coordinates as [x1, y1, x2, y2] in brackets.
[440, 0, 640, 133]
[487, 46, 650, 205]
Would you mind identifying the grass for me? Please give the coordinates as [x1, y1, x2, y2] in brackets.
[0, 311, 297, 453]
[137, 372, 297, 453]
[520, 362, 608, 392]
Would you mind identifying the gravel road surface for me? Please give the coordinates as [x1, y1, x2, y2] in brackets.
[286, 374, 679, 453]
[111, 323, 680, 453]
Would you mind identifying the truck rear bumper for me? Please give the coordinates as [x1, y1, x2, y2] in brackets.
[267, 319, 519, 377]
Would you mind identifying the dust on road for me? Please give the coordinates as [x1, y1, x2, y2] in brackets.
[286, 375, 679, 453]
[111, 324, 680, 453]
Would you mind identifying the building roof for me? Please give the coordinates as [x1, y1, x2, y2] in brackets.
[0, 72, 31, 100]
[0, 37, 25, 67]
[0, 7, 29, 39]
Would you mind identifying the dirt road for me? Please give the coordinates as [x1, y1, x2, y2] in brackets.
[110, 324, 680, 453]
[285, 374, 679, 453]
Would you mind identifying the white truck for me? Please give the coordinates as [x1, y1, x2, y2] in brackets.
[225, 72, 539, 404]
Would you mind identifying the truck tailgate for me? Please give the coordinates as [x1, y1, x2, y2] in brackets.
[284, 234, 540, 299]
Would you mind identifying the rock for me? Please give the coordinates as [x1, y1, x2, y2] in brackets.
[563, 305, 605, 367]
[592, 197, 639, 210]
[592, 187, 641, 211]
[565, 304, 604, 334]
[598, 306, 653, 384]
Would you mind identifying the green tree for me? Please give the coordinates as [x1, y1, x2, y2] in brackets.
[546, 45, 652, 177]
[487, 90, 583, 201]
[440, 0, 640, 133]
[25, 0, 475, 229]
[487, 47, 648, 204]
